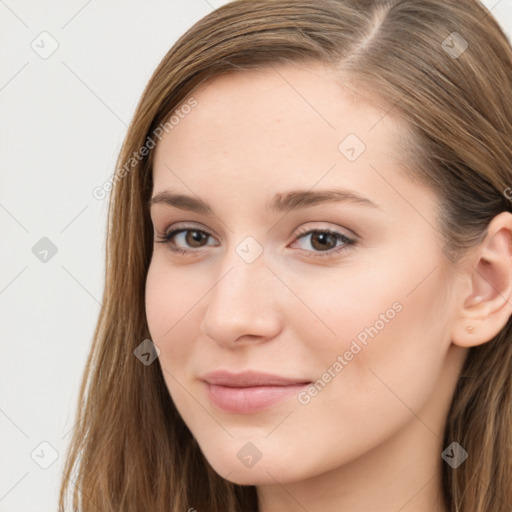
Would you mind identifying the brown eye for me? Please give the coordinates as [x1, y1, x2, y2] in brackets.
[308, 232, 339, 251]
[155, 228, 217, 254]
[291, 228, 356, 259]
[184, 230, 209, 247]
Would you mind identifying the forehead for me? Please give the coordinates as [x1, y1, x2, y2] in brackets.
[152, 63, 409, 201]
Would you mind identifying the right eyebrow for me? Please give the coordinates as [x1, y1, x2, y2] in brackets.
[148, 191, 212, 214]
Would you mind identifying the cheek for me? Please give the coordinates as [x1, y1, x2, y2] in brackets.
[281, 268, 451, 474]
[295, 256, 451, 402]
[145, 259, 209, 384]
[145, 262, 191, 368]
[145, 258, 201, 340]
[282, 264, 404, 364]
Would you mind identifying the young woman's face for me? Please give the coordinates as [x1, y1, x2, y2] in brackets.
[145, 63, 467, 487]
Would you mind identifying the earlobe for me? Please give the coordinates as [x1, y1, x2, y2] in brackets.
[451, 212, 512, 348]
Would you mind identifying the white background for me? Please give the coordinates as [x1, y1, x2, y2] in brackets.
[1, 1, 511, 511]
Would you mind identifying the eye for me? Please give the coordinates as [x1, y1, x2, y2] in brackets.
[155, 225, 357, 259]
[155, 226, 217, 255]
[290, 227, 356, 259]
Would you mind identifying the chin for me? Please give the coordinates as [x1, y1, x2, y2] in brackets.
[201, 446, 307, 486]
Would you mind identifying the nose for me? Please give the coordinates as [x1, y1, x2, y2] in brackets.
[200, 257, 283, 348]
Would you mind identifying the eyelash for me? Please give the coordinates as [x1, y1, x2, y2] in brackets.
[155, 225, 357, 259]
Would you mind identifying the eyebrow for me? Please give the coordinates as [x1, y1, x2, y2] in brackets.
[147, 188, 379, 214]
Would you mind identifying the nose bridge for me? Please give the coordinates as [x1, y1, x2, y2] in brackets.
[211, 251, 270, 318]
[201, 246, 281, 345]
[211, 232, 270, 306]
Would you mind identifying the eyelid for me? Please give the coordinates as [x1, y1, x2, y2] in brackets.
[158, 221, 356, 241]
[293, 222, 358, 241]
[161, 221, 217, 237]
[155, 221, 358, 259]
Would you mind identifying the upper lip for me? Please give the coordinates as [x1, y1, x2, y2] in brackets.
[201, 370, 311, 388]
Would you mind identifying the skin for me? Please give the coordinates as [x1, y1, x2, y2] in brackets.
[144, 62, 512, 512]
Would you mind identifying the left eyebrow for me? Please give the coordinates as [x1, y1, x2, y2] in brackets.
[147, 187, 380, 214]
[268, 188, 380, 212]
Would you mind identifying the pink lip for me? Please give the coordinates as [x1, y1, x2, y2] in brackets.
[201, 370, 311, 414]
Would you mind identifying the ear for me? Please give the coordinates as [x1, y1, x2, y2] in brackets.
[451, 211, 512, 348]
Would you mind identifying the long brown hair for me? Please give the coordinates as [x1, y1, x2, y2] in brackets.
[59, 1, 512, 510]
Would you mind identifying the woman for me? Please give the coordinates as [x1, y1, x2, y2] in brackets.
[59, 0, 512, 510]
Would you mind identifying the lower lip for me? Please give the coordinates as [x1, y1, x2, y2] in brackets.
[205, 382, 309, 414]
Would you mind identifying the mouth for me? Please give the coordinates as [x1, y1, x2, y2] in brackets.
[201, 370, 311, 414]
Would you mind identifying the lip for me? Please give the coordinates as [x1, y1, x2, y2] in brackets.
[201, 370, 311, 414]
